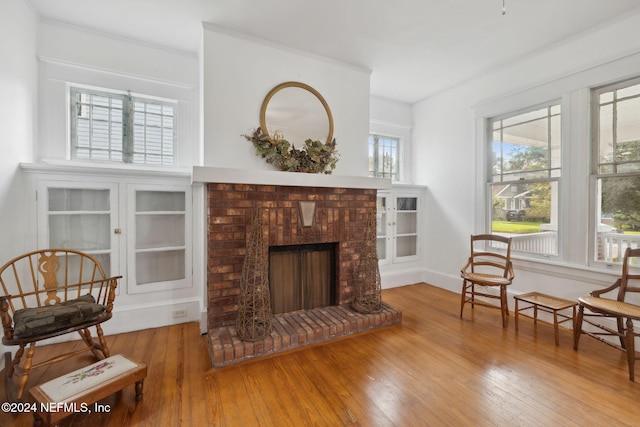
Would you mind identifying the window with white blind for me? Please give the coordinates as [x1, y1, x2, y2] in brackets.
[369, 134, 402, 181]
[70, 86, 176, 166]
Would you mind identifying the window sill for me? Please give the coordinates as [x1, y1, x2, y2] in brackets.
[389, 183, 427, 190]
[512, 255, 620, 286]
[21, 160, 192, 180]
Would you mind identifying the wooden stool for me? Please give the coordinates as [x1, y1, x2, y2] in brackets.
[514, 292, 577, 345]
[29, 354, 146, 427]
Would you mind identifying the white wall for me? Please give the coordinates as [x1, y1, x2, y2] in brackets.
[3, 19, 373, 356]
[37, 20, 199, 167]
[413, 10, 640, 305]
[0, 0, 38, 368]
[202, 25, 371, 176]
[369, 96, 429, 288]
[370, 96, 413, 184]
[10, 20, 205, 345]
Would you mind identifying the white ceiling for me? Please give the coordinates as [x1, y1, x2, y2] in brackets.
[28, 0, 640, 104]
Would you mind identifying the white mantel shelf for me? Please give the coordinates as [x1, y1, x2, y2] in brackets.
[192, 166, 392, 190]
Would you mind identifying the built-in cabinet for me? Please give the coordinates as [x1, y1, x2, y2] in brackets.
[376, 187, 422, 264]
[26, 165, 193, 295]
[21, 163, 204, 335]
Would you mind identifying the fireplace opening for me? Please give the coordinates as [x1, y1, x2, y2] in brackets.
[268, 243, 336, 315]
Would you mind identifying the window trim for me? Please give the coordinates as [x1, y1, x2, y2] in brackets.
[590, 76, 640, 267]
[485, 99, 563, 260]
[486, 100, 562, 183]
[470, 52, 640, 278]
[591, 75, 640, 176]
[368, 133, 404, 181]
[68, 84, 178, 167]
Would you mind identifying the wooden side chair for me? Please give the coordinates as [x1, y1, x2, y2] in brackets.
[0, 249, 119, 401]
[574, 247, 640, 381]
[460, 234, 514, 327]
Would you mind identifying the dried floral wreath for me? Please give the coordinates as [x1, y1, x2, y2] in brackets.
[243, 127, 339, 174]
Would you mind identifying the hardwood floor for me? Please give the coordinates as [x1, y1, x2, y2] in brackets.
[1, 283, 639, 426]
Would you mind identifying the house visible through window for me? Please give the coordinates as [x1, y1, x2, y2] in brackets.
[369, 134, 401, 180]
[592, 77, 640, 264]
[488, 103, 562, 257]
[70, 86, 176, 166]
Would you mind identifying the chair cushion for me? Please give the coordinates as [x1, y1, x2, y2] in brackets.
[13, 294, 106, 339]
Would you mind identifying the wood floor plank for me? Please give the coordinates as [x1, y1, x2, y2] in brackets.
[214, 366, 261, 426]
[269, 355, 345, 426]
[293, 345, 395, 426]
[181, 327, 210, 427]
[2, 283, 640, 426]
[250, 358, 318, 425]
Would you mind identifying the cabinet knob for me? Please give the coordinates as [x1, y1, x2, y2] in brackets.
[114, 228, 122, 234]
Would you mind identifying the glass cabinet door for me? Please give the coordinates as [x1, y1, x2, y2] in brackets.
[40, 183, 118, 276]
[376, 194, 389, 262]
[376, 190, 421, 265]
[395, 196, 418, 259]
[128, 186, 191, 293]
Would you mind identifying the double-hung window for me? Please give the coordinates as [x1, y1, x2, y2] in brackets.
[488, 103, 562, 256]
[369, 134, 402, 181]
[592, 77, 640, 264]
[70, 86, 176, 166]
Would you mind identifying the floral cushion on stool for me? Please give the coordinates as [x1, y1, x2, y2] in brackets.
[38, 354, 139, 402]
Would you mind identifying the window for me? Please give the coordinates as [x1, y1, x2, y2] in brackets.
[488, 103, 562, 256]
[369, 134, 402, 180]
[70, 86, 176, 166]
[592, 77, 640, 264]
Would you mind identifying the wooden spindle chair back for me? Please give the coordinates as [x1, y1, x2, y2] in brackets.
[460, 234, 514, 327]
[0, 249, 119, 401]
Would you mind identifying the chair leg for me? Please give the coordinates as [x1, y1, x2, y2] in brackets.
[14, 342, 36, 400]
[625, 318, 635, 382]
[95, 323, 110, 358]
[573, 304, 584, 350]
[500, 284, 508, 328]
[79, 328, 98, 359]
[504, 289, 509, 317]
[7, 343, 25, 378]
[78, 326, 109, 360]
[470, 283, 475, 308]
[460, 280, 467, 318]
[617, 317, 626, 349]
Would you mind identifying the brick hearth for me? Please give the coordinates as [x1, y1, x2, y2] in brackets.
[209, 303, 402, 367]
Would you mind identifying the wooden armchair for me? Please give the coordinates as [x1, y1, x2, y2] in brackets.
[0, 249, 119, 400]
[574, 247, 640, 381]
[460, 234, 514, 327]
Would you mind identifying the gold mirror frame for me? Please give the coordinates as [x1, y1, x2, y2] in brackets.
[259, 81, 334, 146]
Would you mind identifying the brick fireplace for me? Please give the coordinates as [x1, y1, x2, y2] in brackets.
[196, 167, 401, 367]
[207, 183, 376, 329]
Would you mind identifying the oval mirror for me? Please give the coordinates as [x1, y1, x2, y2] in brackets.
[260, 82, 334, 146]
